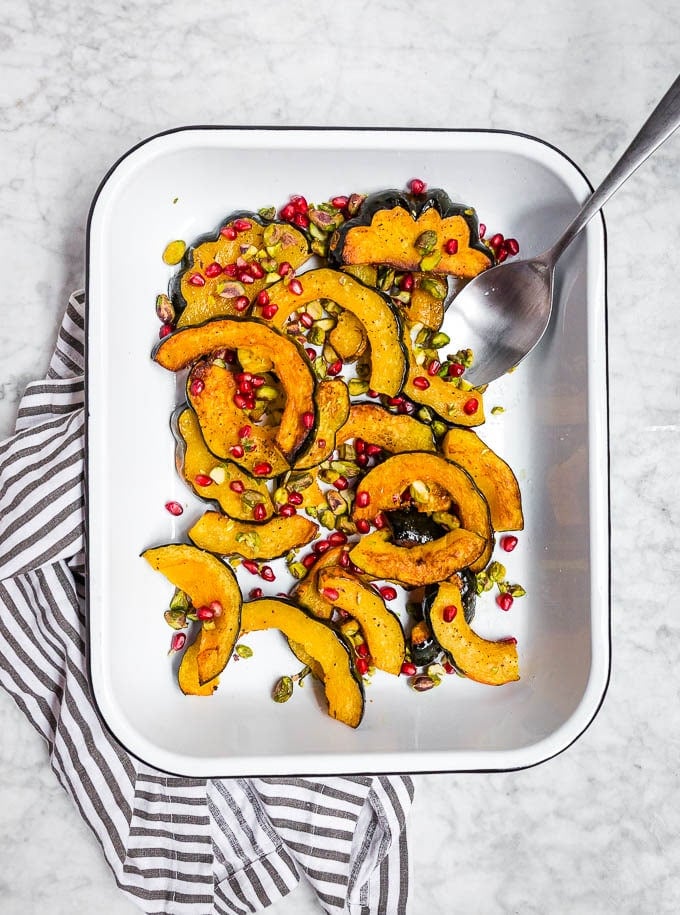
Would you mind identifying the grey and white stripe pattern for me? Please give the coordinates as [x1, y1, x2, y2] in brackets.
[0, 292, 413, 915]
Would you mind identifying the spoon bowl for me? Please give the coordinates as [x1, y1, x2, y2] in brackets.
[443, 73, 680, 388]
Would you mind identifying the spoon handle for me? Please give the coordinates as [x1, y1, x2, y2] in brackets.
[551, 73, 680, 261]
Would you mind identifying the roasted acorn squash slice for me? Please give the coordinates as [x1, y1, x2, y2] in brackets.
[423, 580, 519, 685]
[188, 510, 318, 560]
[328, 309, 368, 362]
[142, 544, 242, 688]
[336, 403, 436, 453]
[441, 428, 524, 532]
[316, 567, 406, 675]
[174, 407, 275, 516]
[172, 213, 311, 328]
[329, 188, 492, 278]
[241, 598, 364, 728]
[293, 378, 350, 471]
[153, 316, 315, 459]
[348, 528, 485, 587]
[351, 451, 494, 572]
[256, 267, 406, 397]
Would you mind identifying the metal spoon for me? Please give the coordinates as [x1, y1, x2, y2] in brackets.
[444, 73, 680, 387]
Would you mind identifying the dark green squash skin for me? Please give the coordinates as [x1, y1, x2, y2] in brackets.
[386, 508, 448, 547]
[327, 188, 492, 268]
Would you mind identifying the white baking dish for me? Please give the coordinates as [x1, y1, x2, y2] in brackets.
[86, 127, 609, 776]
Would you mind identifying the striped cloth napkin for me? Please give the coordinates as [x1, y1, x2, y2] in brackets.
[0, 291, 414, 915]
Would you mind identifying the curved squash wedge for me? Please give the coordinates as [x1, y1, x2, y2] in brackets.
[328, 309, 368, 361]
[174, 407, 275, 517]
[153, 316, 315, 458]
[328, 189, 492, 278]
[293, 378, 350, 471]
[258, 267, 406, 397]
[348, 528, 485, 587]
[172, 214, 311, 328]
[241, 598, 364, 728]
[188, 510, 318, 560]
[186, 360, 288, 478]
[336, 403, 436, 453]
[402, 326, 485, 426]
[142, 544, 242, 688]
[441, 428, 524, 531]
[316, 567, 406, 675]
[423, 581, 519, 685]
[351, 451, 493, 572]
[294, 544, 347, 619]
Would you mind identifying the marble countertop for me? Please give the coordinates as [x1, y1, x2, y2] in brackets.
[2, 2, 680, 913]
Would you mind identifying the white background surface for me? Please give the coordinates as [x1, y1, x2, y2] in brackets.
[1, 2, 679, 913]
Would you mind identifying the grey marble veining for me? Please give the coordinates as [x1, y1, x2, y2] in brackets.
[2, 1, 680, 912]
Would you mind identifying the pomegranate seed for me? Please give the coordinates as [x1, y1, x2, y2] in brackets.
[253, 503, 267, 521]
[444, 238, 459, 255]
[238, 380, 253, 395]
[197, 606, 215, 621]
[356, 453, 369, 468]
[355, 438, 366, 454]
[328, 531, 348, 546]
[502, 636, 518, 645]
[204, 261, 222, 278]
[229, 480, 245, 493]
[478, 223, 486, 238]
[356, 519, 371, 534]
[299, 311, 314, 328]
[322, 587, 339, 602]
[187, 273, 205, 287]
[288, 278, 303, 296]
[355, 657, 369, 676]
[388, 396, 404, 407]
[448, 362, 465, 378]
[209, 600, 223, 616]
[220, 225, 238, 240]
[331, 195, 349, 209]
[292, 212, 309, 229]
[279, 203, 295, 221]
[249, 587, 263, 599]
[305, 347, 316, 360]
[278, 261, 293, 276]
[261, 303, 279, 319]
[243, 560, 259, 574]
[373, 512, 387, 529]
[409, 178, 426, 195]
[338, 550, 350, 568]
[463, 397, 479, 415]
[229, 444, 244, 458]
[368, 389, 379, 398]
[427, 359, 441, 376]
[365, 444, 382, 456]
[279, 504, 296, 517]
[313, 540, 331, 555]
[234, 296, 250, 312]
[159, 323, 173, 339]
[355, 642, 369, 659]
[401, 661, 417, 676]
[302, 411, 315, 430]
[253, 462, 272, 476]
[233, 218, 252, 232]
[490, 233, 504, 249]
[497, 593, 514, 611]
[233, 393, 248, 409]
[443, 604, 458, 622]
[379, 585, 397, 601]
[497, 248, 509, 263]
[252, 375, 265, 388]
[240, 271, 255, 285]
[223, 263, 238, 276]
[249, 262, 265, 279]
[355, 490, 370, 508]
[505, 237, 520, 256]
[399, 273, 414, 292]
[501, 535, 519, 552]
[302, 553, 317, 569]
[291, 195, 308, 214]
[189, 378, 205, 396]
[238, 425, 252, 439]
[169, 632, 187, 654]
[164, 500, 183, 516]
[334, 476, 348, 491]
[327, 360, 342, 376]
[194, 474, 213, 487]
[236, 372, 252, 384]
[255, 289, 270, 307]
[412, 375, 430, 390]
[443, 661, 456, 674]
[288, 491, 303, 506]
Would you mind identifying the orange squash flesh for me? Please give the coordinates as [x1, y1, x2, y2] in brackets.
[189, 510, 318, 560]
